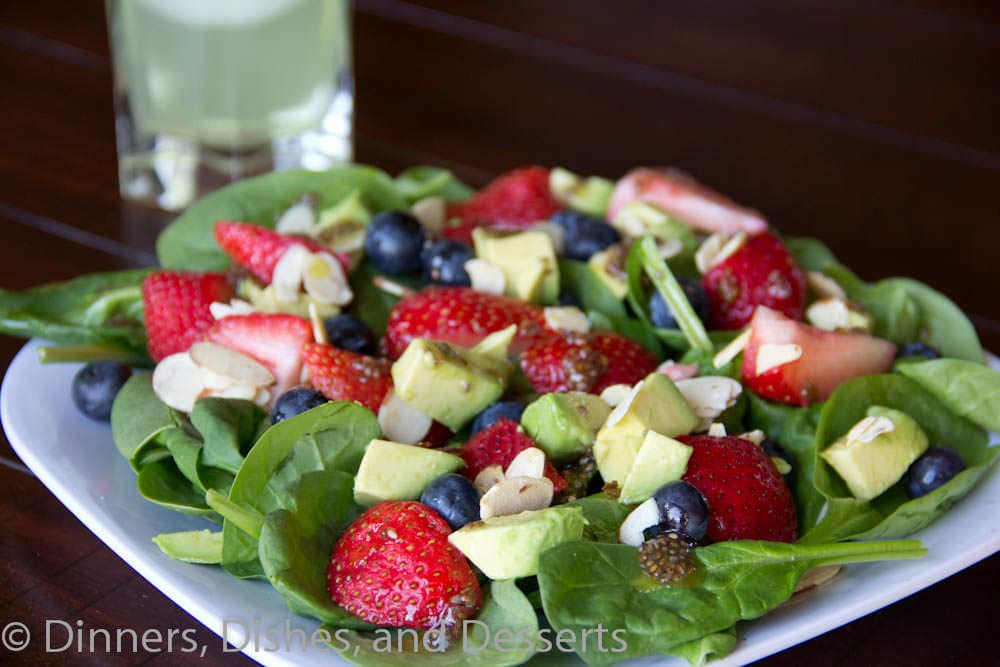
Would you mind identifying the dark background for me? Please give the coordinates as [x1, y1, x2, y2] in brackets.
[0, 1, 998, 665]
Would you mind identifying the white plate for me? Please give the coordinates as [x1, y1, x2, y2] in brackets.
[2, 339, 999, 666]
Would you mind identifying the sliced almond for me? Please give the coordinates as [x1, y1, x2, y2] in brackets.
[377, 390, 434, 445]
[847, 415, 895, 443]
[479, 476, 554, 519]
[755, 343, 803, 376]
[605, 380, 644, 427]
[272, 245, 312, 303]
[713, 328, 751, 368]
[207, 383, 260, 401]
[253, 388, 271, 408]
[308, 302, 328, 345]
[599, 383, 634, 408]
[793, 565, 841, 595]
[739, 429, 766, 445]
[549, 167, 580, 203]
[152, 352, 207, 413]
[657, 238, 684, 259]
[303, 253, 353, 306]
[189, 342, 275, 388]
[707, 422, 727, 437]
[474, 465, 506, 495]
[505, 447, 546, 480]
[275, 202, 316, 235]
[464, 259, 507, 295]
[807, 272, 847, 300]
[675, 376, 742, 432]
[695, 232, 747, 274]
[543, 306, 590, 333]
[618, 497, 660, 547]
[806, 297, 872, 333]
[209, 298, 255, 320]
[410, 196, 446, 232]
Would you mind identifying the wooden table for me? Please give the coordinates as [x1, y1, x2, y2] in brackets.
[1, 1, 998, 664]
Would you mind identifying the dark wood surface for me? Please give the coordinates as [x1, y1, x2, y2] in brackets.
[1, 1, 998, 664]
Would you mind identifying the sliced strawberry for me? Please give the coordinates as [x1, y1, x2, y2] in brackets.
[204, 313, 313, 398]
[606, 168, 768, 236]
[445, 166, 561, 236]
[384, 286, 549, 359]
[679, 434, 797, 543]
[142, 271, 233, 362]
[214, 221, 349, 284]
[301, 342, 393, 413]
[742, 306, 897, 406]
[328, 501, 482, 629]
[702, 231, 807, 330]
[460, 419, 567, 493]
[519, 331, 658, 395]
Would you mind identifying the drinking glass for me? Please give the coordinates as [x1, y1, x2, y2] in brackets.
[106, 0, 353, 211]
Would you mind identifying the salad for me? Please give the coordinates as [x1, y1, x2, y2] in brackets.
[1, 163, 998, 666]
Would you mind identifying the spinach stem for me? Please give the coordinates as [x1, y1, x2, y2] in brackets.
[37, 344, 140, 365]
[637, 236, 713, 354]
[205, 489, 264, 538]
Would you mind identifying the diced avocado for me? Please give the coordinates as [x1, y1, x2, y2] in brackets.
[587, 246, 628, 300]
[448, 505, 585, 579]
[471, 324, 518, 363]
[473, 228, 560, 304]
[521, 392, 611, 462]
[593, 374, 699, 487]
[392, 339, 510, 431]
[820, 406, 929, 501]
[153, 530, 223, 564]
[354, 439, 465, 506]
[618, 431, 693, 504]
[314, 190, 371, 254]
[550, 167, 614, 217]
[238, 280, 338, 319]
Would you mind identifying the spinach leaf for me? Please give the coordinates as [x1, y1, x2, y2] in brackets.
[559, 260, 627, 319]
[335, 580, 538, 666]
[219, 401, 379, 578]
[191, 398, 268, 474]
[136, 459, 219, 519]
[346, 259, 421, 336]
[566, 493, 631, 543]
[785, 237, 839, 273]
[111, 374, 179, 465]
[394, 166, 474, 204]
[851, 280, 921, 344]
[157, 166, 406, 271]
[898, 359, 1000, 432]
[880, 278, 983, 362]
[259, 469, 370, 628]
[587, 311, 664, 360]
[667, 627, 737, 667]
[801, 374, 995, 544]
[538, 539, 924, 666]
[0, 269, 151, 362]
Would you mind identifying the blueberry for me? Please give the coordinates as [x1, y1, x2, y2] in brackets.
[471, 402, 525, 434]
[323, 314, 376, 355]
[896, 342, 941, 360]
[270, 388, 329, 424]
[558, 290, 582, 308]
[649, 279, 710, 329]
[363, 211, 426, 274]
[422, 240, 473, 286]
[551, 210, 621, 261]
[652, 480, 710, 542]
[907, 446, 965, 498]
[420, 473, 481, 530]
[71, 361, 131, 421]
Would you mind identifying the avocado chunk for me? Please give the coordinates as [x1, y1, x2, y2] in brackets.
[354, 439, 465, 506]
[152, 530, 223, 564]
[314, 189, 371, 254]
[473, 228, 560, 304]
[448, 505, 586, 579]
[587, 246, 629, 300]
[618, 431, 693, 504]
[820, 406, 929, 501]
[392, 338, 511, 431]
[550, 167, 614, 217]
[521, 392, 611, 462]
[593, 374, 699, 487]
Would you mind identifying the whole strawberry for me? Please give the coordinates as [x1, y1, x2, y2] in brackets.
[302, 342, 393, 413]
[214, 221, 348, 284]
[678, 434, 797, 543]
[327, 501, 482, 629]
[519, 331, 658, 395]
[142, 271, 232, 361]
[461, 419, 567, 493]
[702, 231, 806, 330]
[384, 287, 549, 359]
[444, 166, 561, 235]
[204, 313, 313, 397]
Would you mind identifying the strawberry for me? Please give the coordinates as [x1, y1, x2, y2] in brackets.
[606, 168, 768, 236]
[204, 313, 313, 397]
[679, 434, 797, 543]
[702, 231, 806, 330]
[519, 331, 658, 395]
[444, 166, 561, 236]
[142, 271, 233, 362]
[741, 306, 896, 406]
[384, 287, 549, 359]
[214, 221, 348, 284]
[302, 342, 393, 413]
[327, 501, 482, 629]
[460, 419, 567, 493]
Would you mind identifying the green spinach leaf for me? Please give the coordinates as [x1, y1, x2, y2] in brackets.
[566, 493, 632, 543]
[111, 374, 179, 465]
[667, 627, 737, 667]
[191, 398, 268, 474]
[898, 359, 1000, 432]
[394, 166, 474, 204]
[879, 278, 983, 362]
